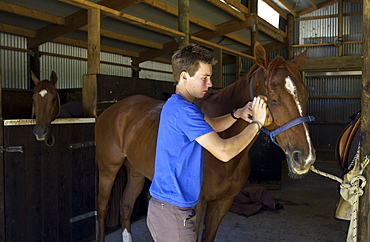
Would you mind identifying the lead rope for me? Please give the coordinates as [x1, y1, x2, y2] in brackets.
[309, 154, 369, 242]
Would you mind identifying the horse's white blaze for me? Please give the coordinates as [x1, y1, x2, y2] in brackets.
[284, 76, 314, 164]
[122, 228, 132, 242]
[39, 89, 48, 97]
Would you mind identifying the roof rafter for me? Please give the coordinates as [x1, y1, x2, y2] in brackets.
[0, 1, 65, 25]
[27, 0, 140, 49]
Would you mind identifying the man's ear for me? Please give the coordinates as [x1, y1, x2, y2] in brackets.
[180, 71, 188, 81]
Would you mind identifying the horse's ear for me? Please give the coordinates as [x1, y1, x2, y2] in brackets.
[291, 48, 308, 67]
[254, 42, 269, 69]
[50, 71, 58, 85]
[31, 71, 39, 85]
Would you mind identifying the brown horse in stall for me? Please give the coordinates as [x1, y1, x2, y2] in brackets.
[95, 42, 316, 242]
[31, 71, 82, 143]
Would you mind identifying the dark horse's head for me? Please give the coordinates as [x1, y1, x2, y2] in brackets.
[250, 43, 315, 177]
[31, 71, 60, 141]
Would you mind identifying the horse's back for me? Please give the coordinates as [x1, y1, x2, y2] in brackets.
[58, 102, 82, 118]
[95, 95, 164, 178]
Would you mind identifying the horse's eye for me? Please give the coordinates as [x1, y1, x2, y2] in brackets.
[271, 99, 278, 103]
[52, 97, 57, 103]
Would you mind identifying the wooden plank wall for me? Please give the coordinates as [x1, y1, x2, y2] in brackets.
[2, 122, 95, 242]
[82, 74, 174, 117]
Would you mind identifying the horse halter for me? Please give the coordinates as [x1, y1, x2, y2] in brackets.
[249, 75, 315, 147]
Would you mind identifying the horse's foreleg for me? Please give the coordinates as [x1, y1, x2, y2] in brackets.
[201, 197, 234, 242]
[195, 200, 205, 241]
[120, 162, 146, 242]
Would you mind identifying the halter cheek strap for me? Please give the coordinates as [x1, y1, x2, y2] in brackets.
[249, 74, 315, 147]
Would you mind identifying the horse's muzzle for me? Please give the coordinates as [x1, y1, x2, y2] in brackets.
[33, 125, 49, 141]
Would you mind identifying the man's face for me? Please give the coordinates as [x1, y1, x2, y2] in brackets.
[184, 62, 213, 100]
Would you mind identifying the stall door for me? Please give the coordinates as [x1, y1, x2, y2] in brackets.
[1, 119, 96, 242]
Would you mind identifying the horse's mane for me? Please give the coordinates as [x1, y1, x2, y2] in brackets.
[202, 55, 301, 103]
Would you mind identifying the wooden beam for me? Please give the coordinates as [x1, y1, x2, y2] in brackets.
[0, 1, 65, 25]
[53, 36, 140, 58]
[257, 18, 285, 43]
[142, 0, 216, 31]
[223, 0, 250, 15]
[28, 0, 140, 49]
[213, 48, 223, 88]
[307, 0, 318, 10]
[274, 0, 297, 16]
[178, 0, 190, 46]
[206, 0, 246, 21]
[194, 17, 252, 41]
[225, 33, 251, 46]
[262, 0, 288, 20]
[359, 0, 370, 240]
[299, 56, 363, 71]
[0, 23, 36, 38]
[297, 0, 337, 16]
[59, 0, 185, 38]
[287, 14, 294, 60]
[79, 26, 163, 49]
[190, 36, 254, 59]
[87, 8, 100, 74]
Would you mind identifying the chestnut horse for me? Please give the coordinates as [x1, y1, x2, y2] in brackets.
[95, 42, 316, 242]
[31, 71, 82, 142]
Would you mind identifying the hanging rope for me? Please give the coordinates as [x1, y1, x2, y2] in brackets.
[309, 154, 369, 242]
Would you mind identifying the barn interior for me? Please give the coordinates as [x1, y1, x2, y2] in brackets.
[0, 0, 368, 241]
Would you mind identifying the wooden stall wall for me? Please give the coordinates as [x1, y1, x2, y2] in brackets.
[83, 74, 174, 117]
[1, 120, 95, 242]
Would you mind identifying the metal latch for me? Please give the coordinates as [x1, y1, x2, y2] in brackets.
[0, 146, 24, 153]
[69, 211, 97, 223]
[69, 141, 96, 149]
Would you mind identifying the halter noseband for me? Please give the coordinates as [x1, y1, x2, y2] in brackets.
[249, 75, 315, 147]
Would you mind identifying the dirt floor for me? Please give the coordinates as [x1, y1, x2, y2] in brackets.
[105, 150, 350, 242]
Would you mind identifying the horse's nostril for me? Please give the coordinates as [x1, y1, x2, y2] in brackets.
[292, 151, 302, 165]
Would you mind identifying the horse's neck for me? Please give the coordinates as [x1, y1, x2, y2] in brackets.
[200, 77, 252, 117]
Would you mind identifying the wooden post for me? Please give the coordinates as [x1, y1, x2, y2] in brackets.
[236, 56, 242, 81]
[87, 8, 100, 74]
[287, 14, 294, 60]
[337, 0, 343, 57]
[83, 8, 100, 118]
[359, 0, 370, 241]
[250, 0, 258, 56]
[213, 48, 223, 88]
[28, 48, 40, 89]
[178, 0, 190, 47]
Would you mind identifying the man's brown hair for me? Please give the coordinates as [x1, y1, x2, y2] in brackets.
[172, 44, 217, 85]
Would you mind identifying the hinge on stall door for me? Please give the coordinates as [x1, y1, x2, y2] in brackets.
[0, 145, 24, 153]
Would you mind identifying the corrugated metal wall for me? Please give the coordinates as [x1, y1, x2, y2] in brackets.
[0, 33, 172, 90]
[297, 2, 363, 150]
[0, 33, 28, 89]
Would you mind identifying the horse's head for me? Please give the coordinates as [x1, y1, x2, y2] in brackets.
[251, 42, 315, 178]
[31, 71, 60, 141]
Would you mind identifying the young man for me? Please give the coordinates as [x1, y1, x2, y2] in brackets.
[147, 43, 267, 241]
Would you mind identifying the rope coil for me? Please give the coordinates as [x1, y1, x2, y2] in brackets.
[309, 154, 369, 242]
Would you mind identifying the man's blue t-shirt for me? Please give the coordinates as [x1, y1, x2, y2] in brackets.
[149, 94, 214, 207]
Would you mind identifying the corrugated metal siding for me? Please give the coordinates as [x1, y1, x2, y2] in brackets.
[100, 52, 132, 78]
[139, 61, 173, 82]
[222, 63, 237, 87]
[305, 74, 361, 148]
[39, 42, 87, 89]
[0, 33, 28, 89]
[295, 2, 362, 149]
